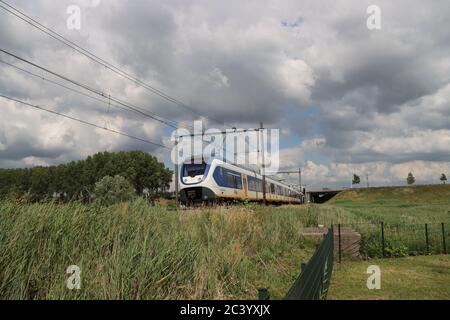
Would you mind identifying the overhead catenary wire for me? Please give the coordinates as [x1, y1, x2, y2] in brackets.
[0, 0, 262, 161]
[0, 54, 252, 166]
[0, 1, 266, 170]
[0, 49, 194, 130]
[0, 58, 186, 130]
[0, 48, 253, 168]
[0, 94, 170, 149]
[0, 0, 232, 128]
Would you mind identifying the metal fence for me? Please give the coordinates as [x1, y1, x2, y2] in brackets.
[258, 228, 334, 300]
[337, 222, 448, 260]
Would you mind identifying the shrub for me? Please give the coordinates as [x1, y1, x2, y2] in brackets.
[93, 175, 135, 206]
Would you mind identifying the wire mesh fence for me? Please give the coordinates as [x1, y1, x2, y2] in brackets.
[336, 222, 449, 259]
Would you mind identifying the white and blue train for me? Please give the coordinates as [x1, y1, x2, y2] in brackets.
[179, 157, 303, 205]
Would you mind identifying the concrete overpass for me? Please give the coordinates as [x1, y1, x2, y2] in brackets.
[306, 188, 346, 203]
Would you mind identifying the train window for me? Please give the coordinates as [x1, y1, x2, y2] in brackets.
[248, 177, 255, 191]
[183, 162, 207, 177]
[227, 173, 234, 188]
[213, 167, 243, 189]
[213, 166, 226, 187]
[257, 180, 262, 192]
[235, 175, 242, 189]
[248, 176, 262, 192]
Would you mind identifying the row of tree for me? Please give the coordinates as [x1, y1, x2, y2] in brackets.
[352, 173, 448, 186]
[0, 151, 173, 202]
[404, 172, 448, 185]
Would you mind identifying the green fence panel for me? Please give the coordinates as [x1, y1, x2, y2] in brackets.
[284, 228, 334, 300]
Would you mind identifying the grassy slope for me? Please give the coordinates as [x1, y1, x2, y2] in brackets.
[329, 255, 450, 300]
[0, 200, 318, 300]
[327, 185, 450, 299]
[326, 185, 450, 224]
[330, 184, 450, 204]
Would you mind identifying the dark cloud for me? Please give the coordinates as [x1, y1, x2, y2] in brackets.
[0, 0, 449, 185]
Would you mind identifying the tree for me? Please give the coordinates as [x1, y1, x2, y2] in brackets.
[93, 175, 135, 206]
[407, 172, 415, 185]
[440, 173, 447, 185]
[352, 174, 360, 185]
[0, 151, 173, 202]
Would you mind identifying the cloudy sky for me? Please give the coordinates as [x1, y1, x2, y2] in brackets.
[1, 0, 449, 188]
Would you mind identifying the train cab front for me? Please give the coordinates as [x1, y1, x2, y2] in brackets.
[179, 159, 216, 204]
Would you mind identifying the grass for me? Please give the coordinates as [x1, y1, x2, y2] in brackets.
[1, 184, 449, 300]
[321, 185, 450, 257]
[329, 255, 450, 300]
[326, 186, 450, 299]
[0, 199, 319, 300]
[328, 184, 450, 224]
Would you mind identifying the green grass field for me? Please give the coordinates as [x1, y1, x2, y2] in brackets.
[0, 184, 449, 300]
[327, 185, 450, 299]
[329, 255, 450, 300]
[328, 184, 450, 224]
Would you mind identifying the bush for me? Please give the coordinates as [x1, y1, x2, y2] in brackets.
[93, 175, 135, 206]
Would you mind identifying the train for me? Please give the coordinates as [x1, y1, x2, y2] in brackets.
[179, 157, 304, 205]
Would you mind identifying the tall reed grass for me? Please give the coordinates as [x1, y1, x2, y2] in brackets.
[0, 200, 317, 300]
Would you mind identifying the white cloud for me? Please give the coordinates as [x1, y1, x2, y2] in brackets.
[0, 0, 449, 188]
[277, 59, 315, 105]
[389, 161, 450, 183]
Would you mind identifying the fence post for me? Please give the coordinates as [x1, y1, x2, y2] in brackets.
[301, 263, 306, 273]
[381, 222, 385, 258]
[425, 223, 429, 255]
[338, 224, 342, 263]
[258, 288, 270, 300]
[442, 222, 447, 254]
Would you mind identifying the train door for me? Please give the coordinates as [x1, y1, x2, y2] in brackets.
[242, 174, 248, 199]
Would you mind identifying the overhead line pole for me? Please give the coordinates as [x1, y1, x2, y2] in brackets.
[260, 122, 267, 205]
[177, 128, 261, 138]
[174, 136, 179, 209]
[178, 127, 261, 173]
[268, 170, 302, 187]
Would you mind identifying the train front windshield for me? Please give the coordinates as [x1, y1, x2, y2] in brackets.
[183, 163, 207, 177]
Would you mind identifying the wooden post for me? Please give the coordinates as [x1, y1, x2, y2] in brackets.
[425, 223, 429, 254]
[338, 224, 342, 263]
[258, 288, 270, 300]
[381, 222, 385, 258]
